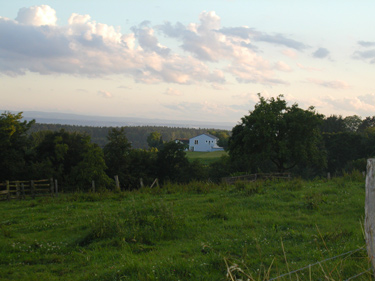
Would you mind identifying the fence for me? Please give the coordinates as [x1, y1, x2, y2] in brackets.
[365, 158, 375, 277]
[0, 179, 57, 200]
[222, 173, 291, 185]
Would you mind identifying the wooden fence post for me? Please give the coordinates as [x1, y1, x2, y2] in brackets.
[16, 181, 20, 199]
[365, 158, 375, 275]
[114, 175, 120, 192]
[92, 180, 95, 193]
[55, 179, 58, 196]
[327, 172, 331, 180]
[140, 178, 144, 188]
[50, 178, 54, 197]
[21, 183, 25, 199]
[6, 181, 10, 201]
[31, 180, 35, 199]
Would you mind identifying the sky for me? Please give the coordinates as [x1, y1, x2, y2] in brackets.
[1, 1, 375, 125]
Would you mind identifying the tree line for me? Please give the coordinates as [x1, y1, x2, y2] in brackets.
[0, 112, 225, 191]
[1, 96, 375, 191]
[28, 123, 229, 149]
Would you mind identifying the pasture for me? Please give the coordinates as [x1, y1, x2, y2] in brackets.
[0, 172, 371, 280]
[185, 150, 228, 165]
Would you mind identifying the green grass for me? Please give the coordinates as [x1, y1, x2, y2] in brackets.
[0, 173, 371, 280]
[186, 150, 227, 165]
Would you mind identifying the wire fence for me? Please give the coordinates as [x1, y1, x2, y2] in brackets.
[267, 246, 370, 281]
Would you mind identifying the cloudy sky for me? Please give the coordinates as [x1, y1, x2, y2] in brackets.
[1, 1, 375, 125]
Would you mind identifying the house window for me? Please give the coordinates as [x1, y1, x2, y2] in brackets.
[194, 140, 198, 144]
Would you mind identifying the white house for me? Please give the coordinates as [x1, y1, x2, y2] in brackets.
[189, 133, 224, 152]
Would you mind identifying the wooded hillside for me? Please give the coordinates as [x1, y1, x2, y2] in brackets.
[29, 123, 230, 149]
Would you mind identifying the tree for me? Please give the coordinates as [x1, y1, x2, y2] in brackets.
[343, 115, 362, 132]
[321, 115, 346, 133]
[228, 95, 326, 173]
[156, 141, 190, 183]
[208, 130, 230, 150]
[323, 132, 364, 173]
[358, 116, 375, 133]
[147, 131, 163, 149]
[33, 130, 91, 185]
[103, 128, 132, 189]
[70, 143, 114, 191]
[0, 112, 35, 180]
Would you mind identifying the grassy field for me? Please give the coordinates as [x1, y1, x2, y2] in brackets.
[0, 172, 372, 280]
[186, 150, 228, 165]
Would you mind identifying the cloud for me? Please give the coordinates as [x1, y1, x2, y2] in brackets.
[312, 47, 329, 59]
[274, 61, 292, 72]
[353, 49, 375, 64]
[219, 27, 308, 50]
[16, 5, 57, 26]
[131, 22, 170, 56]
[98, 90, 112, 98]
[0, 6, 226, 84]
[164, 87, 182, 96]
[163, 100, 239, 117]
[255, 33, 308, 50]
[211, 83, 227, 90]
[358, 93, 375, 105]
[324, 95, 375, 116]
[0, 6, 293, 86]
[159, 11, 290, 85]
[297, 63, 323, 71]
[282, 49, 298, 58]
[358, 41, 375, 47]
[118, 85, 132, 89]
[307, 78, 350, 89]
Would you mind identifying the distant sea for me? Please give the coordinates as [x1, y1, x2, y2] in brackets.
[3, 110, 235, 130]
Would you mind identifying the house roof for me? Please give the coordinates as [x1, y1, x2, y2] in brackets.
[189, 133, 219, 140]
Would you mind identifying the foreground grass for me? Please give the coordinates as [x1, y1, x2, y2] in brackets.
[186, 150, 227, 165]
[0, 172, 372, 280]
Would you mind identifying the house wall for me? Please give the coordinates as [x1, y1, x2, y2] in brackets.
[189, 134, 221, 152]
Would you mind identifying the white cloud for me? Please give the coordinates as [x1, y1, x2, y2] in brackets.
[312, 47, 330, 59]
[324, 95, 375, 116]
[275, 61, 292, 72]
[307, 78, 350, 89]
[98, 90, 112, 98]
[163, 100, 239, 117]
[164, 87, 182, 96]
[0, 6, 298, 87]
[16, 5, 57, 26]
[282, 49, 298, 58]
[211, 83, 227, 90]
[159, 11, 288, 85]
[297, 63, 323, 72]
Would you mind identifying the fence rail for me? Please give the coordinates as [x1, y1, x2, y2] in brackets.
[0, 179, 57, 200]
[222, 173, 291, 185]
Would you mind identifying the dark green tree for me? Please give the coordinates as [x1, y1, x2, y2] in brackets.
[358, 116, 375, 133]
[70, 143, 114, 191]
[127, 149, 157, 188]
[321, 115, 346, 133]
[228, 95, 326, 173]
[147, 131, 163, 149]
[34, 130, 91, 184]
[103, 128, 132, 189]
[156, 141, 190, 183]
[323, 132, 364, 173]
[343, 115, 362, 132]
[0, 112, 35, 180]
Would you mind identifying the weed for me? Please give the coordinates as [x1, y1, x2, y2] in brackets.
[0, 222, 12, 238]
[303, 192, 326, 210]
[206, 203, 229, 220]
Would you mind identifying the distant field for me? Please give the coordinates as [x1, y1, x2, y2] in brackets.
[185, 150, 227, 165]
